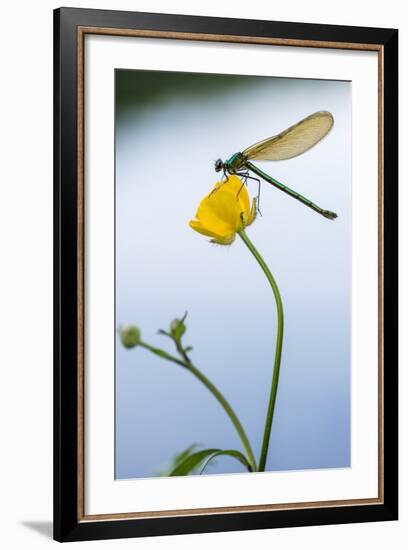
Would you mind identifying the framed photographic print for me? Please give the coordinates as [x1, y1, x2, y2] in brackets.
[54, 7, 398, 542]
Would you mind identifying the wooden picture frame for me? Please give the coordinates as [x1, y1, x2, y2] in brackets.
[54, 7, 398, 542]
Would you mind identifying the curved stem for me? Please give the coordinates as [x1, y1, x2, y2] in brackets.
[140, 341, 257, 471]
[238, 229, 284, 472]
[187, 363, 257, 471]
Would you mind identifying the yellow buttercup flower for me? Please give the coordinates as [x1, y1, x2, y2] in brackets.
[189, 176, 257, 245]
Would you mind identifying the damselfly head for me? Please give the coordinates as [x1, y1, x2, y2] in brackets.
[214, 158, 223, 172]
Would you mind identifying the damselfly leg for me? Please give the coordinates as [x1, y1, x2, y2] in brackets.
[235, 170, 262, 215]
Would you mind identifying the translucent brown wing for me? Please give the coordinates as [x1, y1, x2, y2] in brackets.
[242, 111, 334, 161]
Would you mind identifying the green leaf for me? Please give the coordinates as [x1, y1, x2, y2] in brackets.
[169, 449, 218, 476]
[173, 444, 201, 467]
[169, 448, 252, 476]
[199, 450, 252, 474]
[154, 444, 201, 477]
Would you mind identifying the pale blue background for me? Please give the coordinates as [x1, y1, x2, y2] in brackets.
[115, 70, 351, 479]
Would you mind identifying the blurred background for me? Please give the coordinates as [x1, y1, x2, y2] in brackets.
[115, 69, 351, 479]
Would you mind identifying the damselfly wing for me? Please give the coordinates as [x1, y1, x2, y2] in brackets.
[242, 111, 334, 161]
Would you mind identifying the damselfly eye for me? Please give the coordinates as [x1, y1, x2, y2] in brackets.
[214, 159, 223, 172]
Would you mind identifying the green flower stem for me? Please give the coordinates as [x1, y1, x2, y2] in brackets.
[187, 363, 256, 471]
[140, 341, 186, 367]
[238, 229, 284, 473]
[140, 341, 257, 471]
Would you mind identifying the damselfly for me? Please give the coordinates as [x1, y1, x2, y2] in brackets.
[214, 111, 338, 220]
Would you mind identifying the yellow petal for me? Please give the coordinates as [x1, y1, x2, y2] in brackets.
[226, 176, 250, 215]
[245, 198, 257, 227]
[189, 219, 236, 245]
[189, 177, 257, 245]
[196, 191, 241, 235]
[211, 233, 236, 245]
[188, 219, 224, 240]
[216, 176, 250, 215]
[220, 175, 242, 194]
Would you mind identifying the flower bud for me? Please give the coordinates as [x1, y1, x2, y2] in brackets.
[120, 325, 141, 349]
[170, 318, 186, 340]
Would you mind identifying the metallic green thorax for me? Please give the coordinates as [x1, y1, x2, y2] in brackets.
[225, 152, 246, 172]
